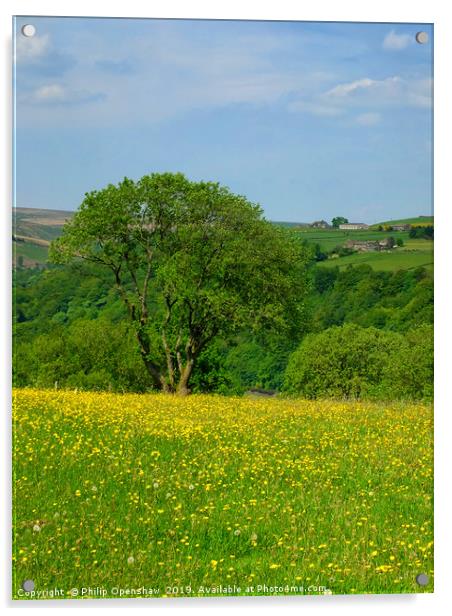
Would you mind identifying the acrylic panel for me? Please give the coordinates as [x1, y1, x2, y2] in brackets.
[12, 16, 433, 600]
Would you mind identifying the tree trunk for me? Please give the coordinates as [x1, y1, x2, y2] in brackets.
[177, 359, 194, 396]
[135, 330, 165, 391]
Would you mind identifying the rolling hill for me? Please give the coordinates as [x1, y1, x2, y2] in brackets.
[370, 215, 433, 229]
[13, 207, 73, 267]
[12, 207, 434, 273]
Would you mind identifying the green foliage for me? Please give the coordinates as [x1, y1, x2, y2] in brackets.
[309, 265, 433, 332]
[331, 216, 349, 228]
[48, 172, 310, 393]
[13, 253, 433, 397]
[15, 264, 298, 395]
[409, 225, 434, 239]
[382, 324, 433, 401]
[13, 318, 149, 392]
[331, 244, 354, 257]
[284, 323, 433, 401]
[284, 324, 401, 399]
[312, 242, 328, 261]
[13, 182, 433, 400]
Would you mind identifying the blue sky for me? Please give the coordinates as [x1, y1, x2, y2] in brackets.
[13, 17, 433, 223]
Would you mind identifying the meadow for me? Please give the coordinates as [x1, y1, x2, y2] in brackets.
[317, 248, 434, 273]
[13, 389, 433, 599]
[295, 228, 412, 252]
[369, 216, 434, 228]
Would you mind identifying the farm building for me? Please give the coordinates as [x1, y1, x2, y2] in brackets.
[345, 237, 395, 252]
[339, 223, 369, 230]
[310, 220, 331, 229]
[345, 240, 379, 252]
[378, 237, 396, 249]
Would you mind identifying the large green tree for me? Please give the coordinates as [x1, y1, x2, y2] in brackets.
[331, 216, 349, 228]
[50, 173, 309, 395]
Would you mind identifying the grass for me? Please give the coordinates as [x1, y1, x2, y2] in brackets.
[13, 389, 433, 599]
[13, 242, 49, 267]
[317, 248, 433, 273]
[295, 229, 412, 252]
[370, 216, 434, 229]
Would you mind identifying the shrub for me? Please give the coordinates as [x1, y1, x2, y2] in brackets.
[284, 323, 433, 400]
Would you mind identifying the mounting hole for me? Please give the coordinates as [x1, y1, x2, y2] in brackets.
[415, 31, 429, 44]
[21, 24, 36, 38]
[22, 579, 35, 592]
[416, 573, 429, 586]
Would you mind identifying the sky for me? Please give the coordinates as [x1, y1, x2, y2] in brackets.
[13, 17, 433, 224]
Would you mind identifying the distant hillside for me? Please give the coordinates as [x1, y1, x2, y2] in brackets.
[371, 216, 433, 229]
[14, 207, 73, 239]
[272, 220, 311, 228]
[13, 207, 74, 268]
[12, 207, 433, 271]
[12, 207, 312, 268]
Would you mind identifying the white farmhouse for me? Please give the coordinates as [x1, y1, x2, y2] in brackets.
[338, 223, 369, 230]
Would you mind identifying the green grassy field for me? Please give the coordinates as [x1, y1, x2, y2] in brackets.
[370, 216, 434, 229]
[293, 226, 433, 272]
[13, 241, 49, 267]
[317, 248, 434, 273]
[295, 228, 411, 252]
[13, 389, 433, 599]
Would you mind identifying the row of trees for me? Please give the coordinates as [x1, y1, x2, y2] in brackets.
[310, 264, 433, 331]
[14, 314, 433, 401]
[409, 225, 434, 239]
[14, 263, 433, 399]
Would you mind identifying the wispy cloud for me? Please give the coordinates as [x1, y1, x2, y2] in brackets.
[23, 83, 106, 106]
[13, 18, 433, 221]
[328, 75, 432, 109]
[288, 75, 432, 120]
[15, 32, 75, 77]
[14, 20, 432, 129]
[15, 33, 50, 62]
[326, 77, 378, 97]
[382, 30, 413, 51]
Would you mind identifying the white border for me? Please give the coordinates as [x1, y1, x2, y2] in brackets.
[2, 1, 451, 615]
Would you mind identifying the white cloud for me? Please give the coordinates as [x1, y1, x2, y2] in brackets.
[325, 76, 401, 100]
[15, 33, 50, 62]
[382, 30, 413, 51]
[24, 83, 106, 106]
[326, 78, 376, 97]
[322, 75, 430, 109]
[355, 112, 381, 126]
[33, 84, 66, 102]
[14, 21, 431, 130]
[288, 75, 432, 120]
[16, 24, 333, 125]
